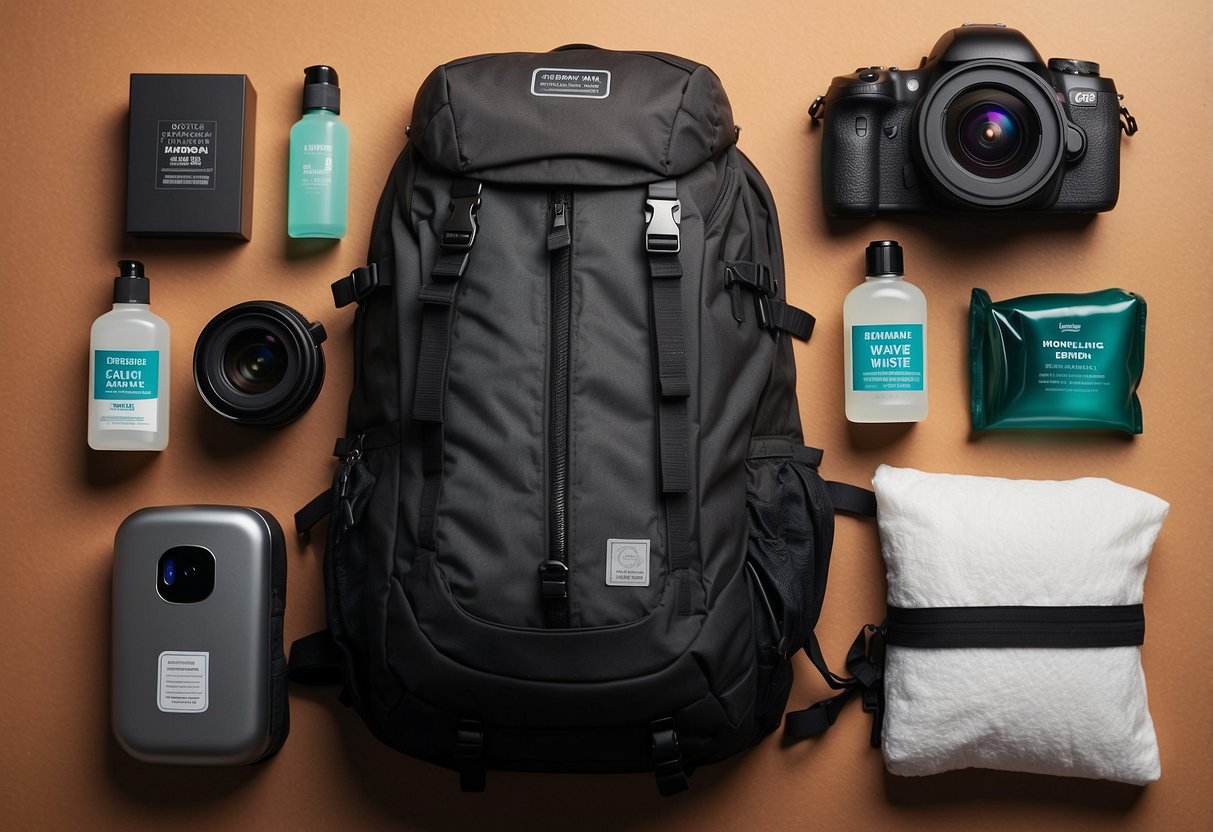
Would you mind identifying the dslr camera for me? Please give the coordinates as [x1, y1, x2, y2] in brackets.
[813, 24, 1137, 215]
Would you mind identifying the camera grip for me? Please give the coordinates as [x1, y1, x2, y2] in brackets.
[1057, 91, 1123, 211]
[822, 101, 884, 216]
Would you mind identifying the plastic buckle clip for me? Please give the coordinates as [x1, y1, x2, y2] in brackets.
[644, 197, 681, 254]
[538, 560, 569, 600]
[441, 187, 483, 250]
[351, 262, 379, 299]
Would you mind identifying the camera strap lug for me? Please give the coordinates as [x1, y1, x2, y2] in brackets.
[1118, 97, 1138, 136]
[808, 95, 825, 123]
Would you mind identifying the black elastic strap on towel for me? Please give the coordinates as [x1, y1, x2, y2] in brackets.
[884, 604, 1146, 649]
[786, 603, 1145, 745]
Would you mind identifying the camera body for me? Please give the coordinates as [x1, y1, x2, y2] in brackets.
[819, 25, 1126, 215]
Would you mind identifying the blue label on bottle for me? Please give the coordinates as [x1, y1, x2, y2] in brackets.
[94, 350, 159, 400]
[851, 325, 923, 391]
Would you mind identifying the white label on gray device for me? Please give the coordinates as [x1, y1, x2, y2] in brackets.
[157, 651, 209, 713]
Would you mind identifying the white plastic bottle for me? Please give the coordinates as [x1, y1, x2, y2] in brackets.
[843, 241, 927, 423]
[88, 260, 171, 450]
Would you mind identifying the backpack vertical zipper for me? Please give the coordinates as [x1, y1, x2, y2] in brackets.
[540, 192, 573, 627]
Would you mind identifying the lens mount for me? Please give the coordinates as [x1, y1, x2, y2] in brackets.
[193, 301, 327, 427]
[916, 60, 1066, 209]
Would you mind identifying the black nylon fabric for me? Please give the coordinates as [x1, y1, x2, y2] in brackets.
[309, 47, 832, 788]
[410, 48, 735, 184]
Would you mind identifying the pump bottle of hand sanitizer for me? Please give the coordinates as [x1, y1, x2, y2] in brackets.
[88, 260, 170, 450]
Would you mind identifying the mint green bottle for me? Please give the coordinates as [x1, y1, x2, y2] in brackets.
[288, 65, 349, 238]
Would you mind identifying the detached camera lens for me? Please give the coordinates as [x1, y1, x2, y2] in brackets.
[194, 301, 327, 427]
[226, 331, 289, 394]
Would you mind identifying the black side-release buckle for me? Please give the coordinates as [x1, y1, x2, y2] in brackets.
[442, 183, 484, 250]
[645, 197, 681, 253]
[538, 560, 569, 600]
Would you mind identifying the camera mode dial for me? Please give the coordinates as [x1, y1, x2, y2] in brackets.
[1048, 58, 1101, 76]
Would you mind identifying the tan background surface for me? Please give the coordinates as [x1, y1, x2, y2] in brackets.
[2, 0, 1211, 828]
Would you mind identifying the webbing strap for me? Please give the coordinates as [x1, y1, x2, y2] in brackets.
[294, 489, 332, 537]
[666, 494, 692, 615]
[332, 256, 395, 308]
[645, 181, 694, 616]
[723, 260, 815, 340]
[414, 282, 460, 423]
[826, 481, 877, 517]
[413, 180, 482, 424]
[646, 181, 691, 494]
[418, 424, 443, 552]
[765, 299, 816, 340]
[784, 624, 885, 746]
[885, 604, 1146, 649]
[287, 630, 343, 686]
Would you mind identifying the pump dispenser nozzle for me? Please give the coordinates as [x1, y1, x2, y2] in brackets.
[113, 260, 150, 304]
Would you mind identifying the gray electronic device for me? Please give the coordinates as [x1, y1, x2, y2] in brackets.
[112, 505, 288, 765]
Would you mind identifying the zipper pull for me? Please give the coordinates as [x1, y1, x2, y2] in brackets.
[547, 199, 571, 251]
[336, 435, 366, 535]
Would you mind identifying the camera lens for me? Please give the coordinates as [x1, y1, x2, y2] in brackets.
[916, 64, 1066, 209]
[194, 301, 327, 427]
[224, 330, 289, 394]
[946, 89, 1038, 178]
[157, 546, 215, 604]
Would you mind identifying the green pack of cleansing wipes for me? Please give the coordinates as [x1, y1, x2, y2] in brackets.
[970, 288, 1147, 434]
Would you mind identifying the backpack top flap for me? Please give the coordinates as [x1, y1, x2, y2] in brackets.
[410, 47, 735, 185]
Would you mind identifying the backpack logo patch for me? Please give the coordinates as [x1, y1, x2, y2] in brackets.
[606, 539, 650, 586]
[531, 68, 611, 99]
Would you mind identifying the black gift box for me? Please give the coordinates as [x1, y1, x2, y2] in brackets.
[126, 74, 256, 240]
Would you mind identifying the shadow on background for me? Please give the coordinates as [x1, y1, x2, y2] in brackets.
[884, 767, 1144, 812]
[847, 421, 915, 450]
[193, 408, 293, 460]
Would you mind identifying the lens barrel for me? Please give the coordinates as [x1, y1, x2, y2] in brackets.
[915, 61, 1066, 209]
[194, 301, 327, 427]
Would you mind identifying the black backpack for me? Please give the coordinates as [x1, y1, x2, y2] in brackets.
[291, 46, 876, 794]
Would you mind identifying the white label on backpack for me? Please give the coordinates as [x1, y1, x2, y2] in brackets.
[606, 539, 650, 586]
[157, 651, 209, 713]
[531, 68, 611, 99]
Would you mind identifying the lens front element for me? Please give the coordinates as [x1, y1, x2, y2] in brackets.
[225, 330, 289, 394]
[947, 88, 1039, 179]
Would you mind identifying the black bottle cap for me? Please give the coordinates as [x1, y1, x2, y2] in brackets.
[113, 260, 150, 304]
[866, 240, 904, 277]
[302, 65, 341, 114]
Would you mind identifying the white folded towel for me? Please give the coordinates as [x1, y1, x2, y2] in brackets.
[872, 465, 1168, 785]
